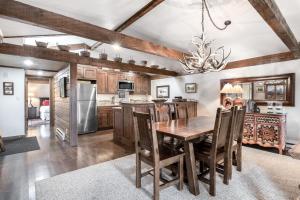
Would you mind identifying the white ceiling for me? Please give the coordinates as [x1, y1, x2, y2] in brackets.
[0, 0, 299, 75]
[0, 54, 67, 71]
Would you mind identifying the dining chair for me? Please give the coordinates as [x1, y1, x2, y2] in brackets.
[133, 109, 185, 200]
[175, 103, 189, 119]
[194, 107, 236, 196]
[154, 104, 172, 122]
[231, 106, 246, 173]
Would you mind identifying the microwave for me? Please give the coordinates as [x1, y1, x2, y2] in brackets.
[118, 80, 134, 91]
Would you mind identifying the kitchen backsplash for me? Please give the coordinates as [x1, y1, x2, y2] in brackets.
[97, 94, 152, 103]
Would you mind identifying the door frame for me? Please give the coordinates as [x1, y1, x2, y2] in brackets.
[25, 75, 53, 134]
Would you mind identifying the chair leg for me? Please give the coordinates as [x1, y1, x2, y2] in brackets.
[209, 162, 216, 196]
[154, 166, 160, 200]
[237, 145, 242, 172]
[136, 154, 141, 188]
[178, 156, 184, 191]
[199, 161, 205, 173]
[223, 157, 230, 185]
[229, 153, 233, 180]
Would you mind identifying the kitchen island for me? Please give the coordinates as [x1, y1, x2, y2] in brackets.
[113, 102, 155, 149]
[113, 101, 198, 149]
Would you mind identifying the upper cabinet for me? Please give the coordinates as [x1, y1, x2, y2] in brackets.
[77, 66, 97, 80]
[107, 72, 119, 94]
[134, 75, 149, 95]
[96, 70, 107, 94]
[96, 69, 150, 95]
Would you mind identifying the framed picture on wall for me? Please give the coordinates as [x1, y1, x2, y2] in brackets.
[59, 77, 67, 98]
[3, 82, 14, 95]
[156, 85, 169, 98]
[185, 83, 197, 93]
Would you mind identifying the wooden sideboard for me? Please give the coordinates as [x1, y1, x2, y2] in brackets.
[243, 113, 286, 154]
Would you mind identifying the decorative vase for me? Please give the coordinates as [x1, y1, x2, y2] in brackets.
[100, 53, 108, 60]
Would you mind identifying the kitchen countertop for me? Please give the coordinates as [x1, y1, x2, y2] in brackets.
[97, 102, 120, 107]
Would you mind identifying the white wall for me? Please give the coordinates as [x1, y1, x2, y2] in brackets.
[0, 67, 25, 137]
[151, 60, 300, 144]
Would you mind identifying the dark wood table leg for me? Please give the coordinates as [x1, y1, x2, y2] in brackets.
[184, 141, 200, 196]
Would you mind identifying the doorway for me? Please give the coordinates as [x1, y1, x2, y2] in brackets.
[26, 77, 52, 129]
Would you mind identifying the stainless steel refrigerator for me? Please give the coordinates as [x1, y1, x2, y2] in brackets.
[77, 82, 97, 134]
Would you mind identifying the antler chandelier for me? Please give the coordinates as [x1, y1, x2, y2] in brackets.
[180, 0, 231, 73]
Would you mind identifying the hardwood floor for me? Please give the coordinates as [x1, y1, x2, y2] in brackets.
[0, 125, 133, 200]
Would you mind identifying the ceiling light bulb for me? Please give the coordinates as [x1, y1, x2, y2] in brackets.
[37, 71, 43, 76]
[112, 43, 120, 51]
[24, 59, 33, 66]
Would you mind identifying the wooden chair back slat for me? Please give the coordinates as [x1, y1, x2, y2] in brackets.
[211, 107, 236, 151]
[175, 103, 189, 119]
[233, 106, 246, 143]
[133, 112, 153, 151]
[154, 104, 171, 122]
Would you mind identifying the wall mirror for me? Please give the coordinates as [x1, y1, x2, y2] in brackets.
[220, 73, 295, 106]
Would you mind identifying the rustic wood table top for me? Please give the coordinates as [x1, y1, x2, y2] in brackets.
[155, 116, 215, 141]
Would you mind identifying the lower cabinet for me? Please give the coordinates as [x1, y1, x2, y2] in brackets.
[113, 103, 155, 150]
[97, 106, 114, 130]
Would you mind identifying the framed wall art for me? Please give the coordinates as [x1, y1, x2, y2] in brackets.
[3, 82, 14, 95]
[185, 83, 197, 93]
[156, 85, 170, 98]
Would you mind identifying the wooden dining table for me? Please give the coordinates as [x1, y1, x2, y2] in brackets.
[155, 116, 215, 196]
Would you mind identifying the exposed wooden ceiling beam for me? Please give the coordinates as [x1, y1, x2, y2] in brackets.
[248, 0, 300, 55]
[91, 0, 165, 50]
[0, 0, 184, 60]
[3, 33, 67, 39]
[225, 51, 300, 70]
[0, 43, 178, 76]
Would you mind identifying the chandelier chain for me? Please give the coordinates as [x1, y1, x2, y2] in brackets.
[179, 0, 232, 74]
[203, 0, 229, 31]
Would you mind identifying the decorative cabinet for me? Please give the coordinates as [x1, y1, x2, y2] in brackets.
[243, 113, 286, 154]
[77, 66, 97, 80]
[97, 106, 114, 129]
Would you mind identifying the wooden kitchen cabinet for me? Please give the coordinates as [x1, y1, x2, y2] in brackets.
[77, 66, 84, 79]
[96, 69, 150, 95]
[97, 106, 114, 130]
[134, 75, 150, 95]
[113, 103, 155, 149]
[107, 72, 119, 94]
[77, 66, 97, 80]
[97, 70, 108, 94]
[84, 67, 97, 80]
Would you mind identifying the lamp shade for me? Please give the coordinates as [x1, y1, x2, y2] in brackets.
[220, 83, 234, 94]
[233, 85, 244, 94]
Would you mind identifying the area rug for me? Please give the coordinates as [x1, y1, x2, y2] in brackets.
[0, 136, 40, 156]
[35, 147, 300, 200]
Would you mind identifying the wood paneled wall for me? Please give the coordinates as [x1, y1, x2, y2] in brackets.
[53, 67, 71, 143]
[53, 65, 78, 146]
